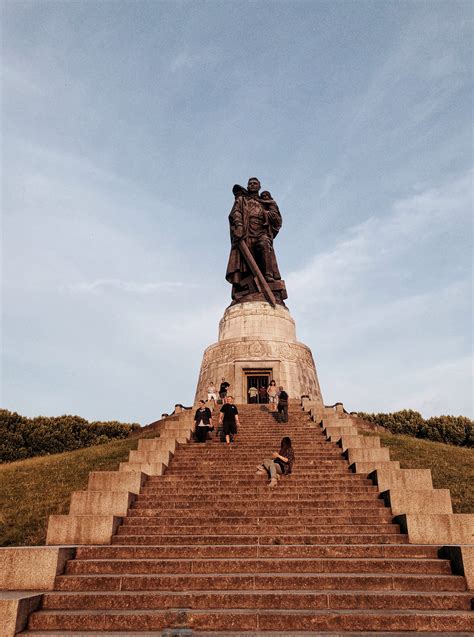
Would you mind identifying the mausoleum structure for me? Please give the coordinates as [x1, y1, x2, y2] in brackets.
[195, 301, 323, 404]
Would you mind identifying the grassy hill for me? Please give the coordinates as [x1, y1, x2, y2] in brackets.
[0, 436, 143, 546]
[1, 429, 472, 547]
[372, 431, 474, 513]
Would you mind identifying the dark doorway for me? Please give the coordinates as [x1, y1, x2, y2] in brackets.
[245, 370, 271, 404]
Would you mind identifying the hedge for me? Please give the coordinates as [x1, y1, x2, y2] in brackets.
[0, 410, 141, 463]
[356, 409, 473, 447]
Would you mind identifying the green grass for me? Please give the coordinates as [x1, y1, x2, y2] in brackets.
[0, 436, 146, 546]
[366, 432, 474, 513]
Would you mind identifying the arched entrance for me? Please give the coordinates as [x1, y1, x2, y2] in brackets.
[244, 368, 272, 404]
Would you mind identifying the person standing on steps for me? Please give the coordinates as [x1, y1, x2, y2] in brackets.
[277, 386, 289, 423]
[194, 400, 213, 443]
[218, 395, 240, 447]
[248, 385, 258, 404]
[256, 436, 295, 488]
[207, 381, 218, 405]
[267, 380, 278, 411]
[258, 383, 268, 404]
[219, 378, 230, 403]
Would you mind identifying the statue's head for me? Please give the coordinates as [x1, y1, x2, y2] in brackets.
[260, 190, 271, 200]
[247, 177, 261, 194]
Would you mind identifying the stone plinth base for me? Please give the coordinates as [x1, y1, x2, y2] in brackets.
[0, 547, 75, 590]
[195, 302, 323, 405]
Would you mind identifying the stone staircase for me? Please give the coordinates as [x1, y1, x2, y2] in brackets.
[18, 405, 474, 634]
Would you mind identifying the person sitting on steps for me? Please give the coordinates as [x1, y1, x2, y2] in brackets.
[256, 436, 295, 488]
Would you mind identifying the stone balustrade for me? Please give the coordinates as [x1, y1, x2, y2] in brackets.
[300, 401, 473, 589]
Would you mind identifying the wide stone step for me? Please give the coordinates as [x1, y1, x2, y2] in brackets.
[191, 431, 328, 436]
[167, 464, 345, 470]
[127, 510, 392, 520]
[175, 451, 337, 455]
[174, 447, 340, 453]
[143, 478, 373, 485]
[187, 432, 327, 437]
[173, 444, 339, 449]
[172, 443, 338, 448]
[115, 523, 401, 536]
[135, 492, 384, 502]
[159, 475, 367, 483]
[41, 590, 472, 611]
[64, 557, 452, 575]
[18, 631, 474, 637]
[53, 572, 466, 593]
[75, 544, 440, 560]
[199, 422, 323, 426]
[183, 441, 334, 447]
[111, 533, 409, 546]
[164, 464, 351, 472]
[181, 432, 329, 437]
[140, 485, 379, 494]
[121, 513, 394, 525]
[147, 472, 363, 480]
[172, 460, 345, 466]
[162, 474, 362, 482]
[136, 494, 384, 504]
[27, 608, 474, 632]
[132, 499, 387, 509]
[167, 460, 345, 466]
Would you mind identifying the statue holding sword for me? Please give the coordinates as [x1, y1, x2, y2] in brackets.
[225, 177, 288, 307]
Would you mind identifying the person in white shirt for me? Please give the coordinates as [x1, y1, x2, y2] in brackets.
[207, 381, 218, 405]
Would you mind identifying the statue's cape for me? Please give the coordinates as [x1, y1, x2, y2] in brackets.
[232, 184, 248, 198]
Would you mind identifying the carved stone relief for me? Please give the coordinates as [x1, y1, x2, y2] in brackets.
[201, 339, 315, 373]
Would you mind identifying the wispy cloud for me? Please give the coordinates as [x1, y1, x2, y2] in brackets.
[65, 279, 199, 295]
[0, 63, 44, 96]
[288, 170, 472, 307]
[169, 48, 217, 73]
[287, 171, 472, 417]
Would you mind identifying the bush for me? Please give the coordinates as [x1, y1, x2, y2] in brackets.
[356, 410, 473, 448]
[0, 410, 141, 463]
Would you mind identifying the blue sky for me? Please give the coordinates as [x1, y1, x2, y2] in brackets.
[1, 0, 472, 423]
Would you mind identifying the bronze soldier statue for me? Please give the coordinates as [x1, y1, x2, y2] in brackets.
[225, 177, 288, 306]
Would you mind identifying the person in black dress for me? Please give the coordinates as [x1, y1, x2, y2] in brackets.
[277, 386, 289, 423]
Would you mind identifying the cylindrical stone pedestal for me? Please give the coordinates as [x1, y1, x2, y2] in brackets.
[194, 302, 323, 406]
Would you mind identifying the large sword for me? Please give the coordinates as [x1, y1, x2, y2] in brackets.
[237, 238, 276, 307]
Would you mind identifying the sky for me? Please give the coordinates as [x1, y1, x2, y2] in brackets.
[1, 0, 472, 424]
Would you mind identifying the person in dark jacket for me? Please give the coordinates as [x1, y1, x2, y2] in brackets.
[258, 384, 268, 404]
[194, 400, 213, 443]
[277, 386, 289, 423]
[219, 378, 230, 402]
